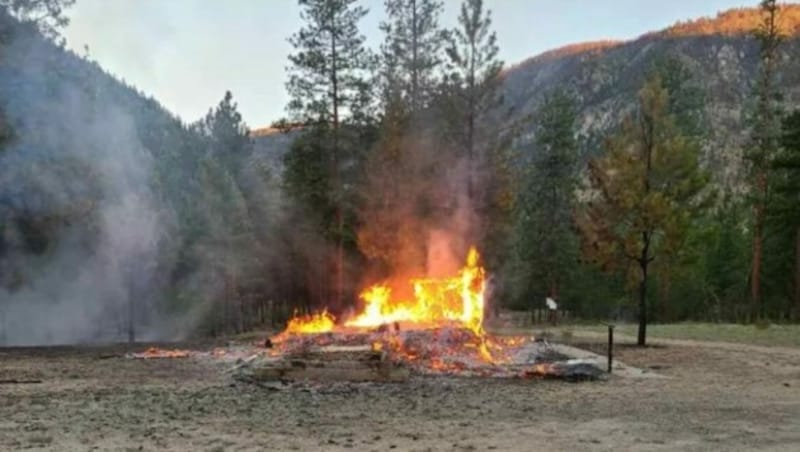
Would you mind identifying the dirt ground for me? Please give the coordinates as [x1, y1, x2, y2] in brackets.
[1, 337, 799, 452]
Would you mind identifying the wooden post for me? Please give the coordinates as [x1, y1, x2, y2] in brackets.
[607, 324, 615, 373]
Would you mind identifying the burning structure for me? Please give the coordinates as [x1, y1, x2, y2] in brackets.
[232, 247, 603, 382]
[130, 247, 603, 382]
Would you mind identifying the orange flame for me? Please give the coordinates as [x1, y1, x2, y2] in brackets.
[345, 247, 486, 334]
[283, 309, 335, 334]
[277, 247, 487, 337]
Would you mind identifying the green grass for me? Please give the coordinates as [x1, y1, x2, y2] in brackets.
[576, 322, 800, 348]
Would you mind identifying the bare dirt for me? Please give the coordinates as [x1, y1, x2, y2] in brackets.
[1, 338, 799, 451]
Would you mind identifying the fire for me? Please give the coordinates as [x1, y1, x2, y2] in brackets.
[279, 247, 487, 336]
[283, 309, 335, 334]
[346, 247, 486, 334]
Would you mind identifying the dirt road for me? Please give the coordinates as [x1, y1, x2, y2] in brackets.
[1, 339, 799, 451]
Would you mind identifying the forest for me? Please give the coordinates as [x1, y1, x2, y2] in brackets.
[1, 0, 800, 347]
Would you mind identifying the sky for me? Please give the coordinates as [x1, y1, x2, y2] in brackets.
[63, 0, 756, 128]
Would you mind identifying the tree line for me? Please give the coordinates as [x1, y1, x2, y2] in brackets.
[278, 0, 800, 345]
[1, 0, 799, 346]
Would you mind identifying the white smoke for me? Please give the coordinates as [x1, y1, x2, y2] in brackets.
[0, 26, 169, 345]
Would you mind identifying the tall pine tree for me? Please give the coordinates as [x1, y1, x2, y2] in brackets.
[772, 111, 800, 318]
[284, 0, 372, 311]
[192, 92, 258, 335]
[444, 0, 503, 204]
[514, 89, 579, 305]
[381, 0, 448, 115]
[747, 0, 784, 318]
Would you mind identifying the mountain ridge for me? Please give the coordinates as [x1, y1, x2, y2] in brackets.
[254, 5, 800, 189]
[504, 4, 800, 75]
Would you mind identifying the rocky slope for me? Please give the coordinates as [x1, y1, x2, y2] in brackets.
[501, 5, 800, 189]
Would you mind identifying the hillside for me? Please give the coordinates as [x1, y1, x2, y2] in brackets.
[250, 125, 302, 173]
[0, 11, 209, 344]
[502, 4, 800, 188]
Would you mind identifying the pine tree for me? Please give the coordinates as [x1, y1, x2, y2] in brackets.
[578, 75, 710, 346]
[747, 0, 784, 318]
[444, 0, 503, 203]
[380, 0, 448, 115]
[199, 91, 251, 174]
[651, 55, 706, 140]
[355, 0, 449, 277]
[772, 111, 800, 318]
[195, 154, 256, 335]
[192, 91, 260, 334]
[0, 0, 74, 40]
[285, 0, 373, 311]
[646, 56, 709, 321]
[703, 197, 749, 320]
[514, 89, 579, 304]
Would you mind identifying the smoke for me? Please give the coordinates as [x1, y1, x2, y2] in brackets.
[0, 20, 169, 345]
[357, 129, 484, 295]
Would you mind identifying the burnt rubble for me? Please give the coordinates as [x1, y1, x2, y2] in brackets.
[234, 327, 605, 384]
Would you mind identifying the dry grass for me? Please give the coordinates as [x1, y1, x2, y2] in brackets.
[2, 341, 800, 451]
[544, 322, 800, 348]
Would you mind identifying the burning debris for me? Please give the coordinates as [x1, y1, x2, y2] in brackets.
[237, 247, 604, 383]
[128, 347, 191, 359]
[125, 248, 604, 382]
[127, 347, 230, 359]
[237, 345, 411, 383]
[271, 246, 488, 339]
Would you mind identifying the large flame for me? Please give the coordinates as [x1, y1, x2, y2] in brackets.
[346, 247, 485, 335]
[283, 309, 336, 334]
[279, 247, 486, 336]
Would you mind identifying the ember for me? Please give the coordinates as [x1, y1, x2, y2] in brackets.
[131, 347, 191, 359]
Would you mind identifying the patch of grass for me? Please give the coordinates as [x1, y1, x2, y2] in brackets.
[577, 322, 800, 348]
[754, 320, 771, 330]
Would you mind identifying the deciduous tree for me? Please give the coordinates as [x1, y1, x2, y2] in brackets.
[578, 75, 710, 346]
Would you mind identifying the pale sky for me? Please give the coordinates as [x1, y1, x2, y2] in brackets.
[63, 0, 756, 128]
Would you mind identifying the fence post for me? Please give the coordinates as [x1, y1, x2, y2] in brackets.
[607, 324, 615, 373]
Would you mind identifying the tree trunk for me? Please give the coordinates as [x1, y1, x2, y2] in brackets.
[410, 0, 418, 114]
[548, 277, 559, 300]
[330, 14, 344, 314]
[638, 230, 652, 347]
[466, 38, 476, 203]
[751, 173, 766, 320]
[751, 1, 779, 321]
[794, 226, 800, 320]
[127, 295, 135, 344]
[659, 270, 671, 322]
[638, 259, 648, 346]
